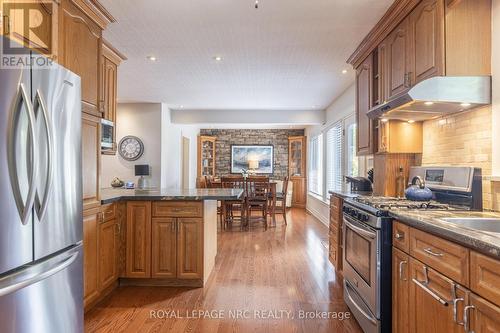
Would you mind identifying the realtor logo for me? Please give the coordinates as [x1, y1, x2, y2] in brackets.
[1, 0, 54, 68]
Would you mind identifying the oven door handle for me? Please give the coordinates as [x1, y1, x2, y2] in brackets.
[344, 280, 378, 325]
[343, 217, 376, 239]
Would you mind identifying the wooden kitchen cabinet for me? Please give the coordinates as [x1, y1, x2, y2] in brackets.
[83, 209, 99, 308]
[355, 54, 374, 156]
[409, 0, 445, 85]
[81, 112, 101, 211]
[126, 201, 152, 278]
[288, 136, 307, 208]
[176, 218, 204, 279]
[409, 258, 467, 333]
[329, 194, 343, 271]
[151, 218, 177, 279]
[467, 293, 500, 333]
[101, 40, 126, 155]
[58, 0, 102, 116]
[385, 17, 411, 100]
[378, 120, 422, 153]
[98, 217, 119, 290]
[197, 136, 216, 179]
[392, 248, 409, 333]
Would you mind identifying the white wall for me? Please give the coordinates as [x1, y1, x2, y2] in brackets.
[101, 103, 162, 188]
[304, 84, 356, 225]
[492, 0, 500, 176]
[161, 105, 201, 189]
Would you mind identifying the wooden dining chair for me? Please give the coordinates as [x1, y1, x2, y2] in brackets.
[221, 176, 247, 230]
[246, 176, 270, 230]
[275, 176, 289, 225]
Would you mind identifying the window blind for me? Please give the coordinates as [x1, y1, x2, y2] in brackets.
[326, 122, 343, 194]
[308, 134, 323, 196]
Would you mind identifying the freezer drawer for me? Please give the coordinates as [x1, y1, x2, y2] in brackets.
[0, 245, 83, 333]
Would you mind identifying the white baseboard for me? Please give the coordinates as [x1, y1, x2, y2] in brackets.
[306, 206, 329, 227]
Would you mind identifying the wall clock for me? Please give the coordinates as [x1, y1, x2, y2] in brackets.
[118, 136, 144, 161]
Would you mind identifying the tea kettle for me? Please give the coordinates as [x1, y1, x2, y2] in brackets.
[405, 176, 433, 201]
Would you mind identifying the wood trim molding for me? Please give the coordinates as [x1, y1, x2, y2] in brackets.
[103, 38, 127, 63]
[347, 0, 421, 68]
[70, 0, 116, 29]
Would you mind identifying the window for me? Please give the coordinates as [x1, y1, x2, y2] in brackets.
[326, 122, 343, 194]
[308, 134, 323, 196]
[345, 116, 359, 177]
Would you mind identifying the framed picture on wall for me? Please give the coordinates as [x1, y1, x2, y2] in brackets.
[231, 145, 274, 174]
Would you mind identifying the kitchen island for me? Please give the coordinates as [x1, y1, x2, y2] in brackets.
[97, 188, 243, 292]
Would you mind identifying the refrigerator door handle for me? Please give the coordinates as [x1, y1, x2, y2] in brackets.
[0, 251, 78, 297]
[7, 83, 37, 225]
[33, 89, 53, 221]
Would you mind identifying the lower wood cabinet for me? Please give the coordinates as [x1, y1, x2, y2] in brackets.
[83, 210, 99, 308]
[152, 218, 177, 278]
[176, 218, 203, 279]
[408, 257, 466, 333]
[392, 221, 500, 333]
[329, 195, 343, 270]
[392, 248, 409, 333]
[126, 201, 204, 281]
[291, 177, 306, 208]
[98, 218, 119, 290]
[126, 201, 152, 278]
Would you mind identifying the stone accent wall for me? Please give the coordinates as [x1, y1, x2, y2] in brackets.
[422, 106, 496, 209]
[199, 129, 305, 180]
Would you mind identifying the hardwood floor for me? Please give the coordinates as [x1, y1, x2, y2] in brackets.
[85, 208, 362, 333]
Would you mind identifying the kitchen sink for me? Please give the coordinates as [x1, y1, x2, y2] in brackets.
[441, 218, 500, 233]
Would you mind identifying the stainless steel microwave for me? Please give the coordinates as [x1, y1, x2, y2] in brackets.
[101, 118, 114, 149]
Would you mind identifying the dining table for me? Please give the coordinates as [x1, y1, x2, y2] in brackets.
[209, 178, 278, 227]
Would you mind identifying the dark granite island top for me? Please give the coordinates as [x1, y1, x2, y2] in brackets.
[101, 188, 244, 204]
[390, 210, 500, 259]
[328, 189, 373, 199]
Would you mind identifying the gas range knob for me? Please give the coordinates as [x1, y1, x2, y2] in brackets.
[362, 214, 369, 222]
[350, 210, 357, 217]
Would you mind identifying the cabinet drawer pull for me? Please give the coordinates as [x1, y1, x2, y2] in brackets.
[423, 247, 444, 257]
[395, 232, 404, 240]
[399, 260, 407, 281]
[463, 305, 475, 333]
[412, 278, 449, 306]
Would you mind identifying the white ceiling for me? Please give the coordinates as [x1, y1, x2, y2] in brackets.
[101, 0, 392, 111]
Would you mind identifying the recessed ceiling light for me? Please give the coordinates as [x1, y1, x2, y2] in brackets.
[461, 103, 471, 107]
[147, 56, 157, 61]
[408, 120, 415, 124]
[381, 118, 389, 123]
[342, 69, 348, 74]
[424, 101, 434, 106]
[213, 56, 223, 62]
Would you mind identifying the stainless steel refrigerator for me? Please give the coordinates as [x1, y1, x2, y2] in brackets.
[0, 38, 83, 333]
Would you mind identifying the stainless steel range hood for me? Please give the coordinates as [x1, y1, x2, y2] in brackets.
[367, 76, 491, 121]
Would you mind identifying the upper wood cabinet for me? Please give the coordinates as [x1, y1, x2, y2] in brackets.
[385, 17, 412, 100]
[409, 0, 445, 85]
[356, 54, 374, 156]
[58, 0, 102, 116]
[101, 40, 125, 155]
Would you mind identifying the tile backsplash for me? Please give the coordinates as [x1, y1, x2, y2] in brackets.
[421, 106, 497, 210]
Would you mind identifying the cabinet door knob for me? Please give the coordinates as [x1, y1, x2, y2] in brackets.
[395, 232, 404, 240]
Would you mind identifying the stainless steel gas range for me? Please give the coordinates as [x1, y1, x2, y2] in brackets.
[342, 166, 483, 333]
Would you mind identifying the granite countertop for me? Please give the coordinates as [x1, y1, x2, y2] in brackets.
[328, 189, 373, 199]
[101, 187, 244, 204]
[390, 210, 500, 259]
